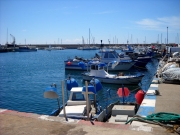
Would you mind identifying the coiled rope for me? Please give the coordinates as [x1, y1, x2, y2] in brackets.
[125, 112, 180, 134]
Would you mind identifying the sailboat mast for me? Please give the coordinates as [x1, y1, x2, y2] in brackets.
[6, 28, 8, 44]
[89, 28, 90, 45]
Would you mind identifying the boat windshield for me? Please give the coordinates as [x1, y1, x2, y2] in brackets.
[103, 52, 119, 59]
[72, 92, 85, 101]
[91, 65, 98, 70]
[113, 52, 119, 58]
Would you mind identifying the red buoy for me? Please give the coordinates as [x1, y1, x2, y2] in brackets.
[67, 61, 71, 65]
[117, 87, 130, 97]
[135, 90, 145, 105]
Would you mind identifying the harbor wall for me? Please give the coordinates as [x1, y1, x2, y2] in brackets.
[1, 43, 178, 49]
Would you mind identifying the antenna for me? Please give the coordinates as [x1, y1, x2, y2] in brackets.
[167, 27, 168, 44]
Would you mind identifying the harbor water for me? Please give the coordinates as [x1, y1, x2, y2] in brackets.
[0, 49, 159, 115]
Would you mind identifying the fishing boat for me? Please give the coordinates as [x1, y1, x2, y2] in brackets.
[65, 59, 135, 71]
[96, 101, 138, 123]
[44, 77, 103, 120]
[82, 63, 144, 85]
[64, 50, 136, 71]
[90, 88, 143, 123]
[119, 45, 152, 68]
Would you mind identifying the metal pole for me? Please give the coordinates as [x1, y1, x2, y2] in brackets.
[61, 81, 67, 121]
[66, 79, 68, 100]
[89, 28, 90, 45]
[122, 84, 124, 104]
[167, 27, 168, 45]
[7, 28, 8, 44]
[106, 89, 110, 121]
[85, 81, 89, 120]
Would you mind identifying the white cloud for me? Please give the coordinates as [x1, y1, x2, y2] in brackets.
[22, 29, 26, 32]
[157, 16, 180, 29]
[136, 16, 180, 31]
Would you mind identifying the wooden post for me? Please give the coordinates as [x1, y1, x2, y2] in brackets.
[85, 81, 89, 120]
[61, 81, 67, 121]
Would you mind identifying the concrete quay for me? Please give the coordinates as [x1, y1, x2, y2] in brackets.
[0, 82, 180, 135]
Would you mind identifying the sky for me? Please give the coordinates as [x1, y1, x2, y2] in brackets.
[0, 0, 180, 45]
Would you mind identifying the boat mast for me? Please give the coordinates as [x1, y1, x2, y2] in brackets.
[89, 28, 90, 46]
[6, 28, 8, 44]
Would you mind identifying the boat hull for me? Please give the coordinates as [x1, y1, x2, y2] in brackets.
[134, 57, 152, 68]
[82, 74, 144, 84]
[15, 47, 37, 52]
[16, 49, 37, 52]
[64, 61, 135, 71]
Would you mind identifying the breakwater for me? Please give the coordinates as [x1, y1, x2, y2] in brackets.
[1, 43, 178, 50]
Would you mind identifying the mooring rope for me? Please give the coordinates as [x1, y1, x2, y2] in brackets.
[97, 85, 141, 102]
[125, 112, 180, 134]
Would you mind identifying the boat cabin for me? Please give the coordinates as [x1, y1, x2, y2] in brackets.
[98, 50, 120, 63]
[59, 86, 99, 118]
[88, 63, 115, 78]
[67, 87, 95, 105]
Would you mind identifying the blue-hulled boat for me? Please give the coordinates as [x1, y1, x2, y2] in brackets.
[64, 50, 136, 71]
[119, 45, 153, 68]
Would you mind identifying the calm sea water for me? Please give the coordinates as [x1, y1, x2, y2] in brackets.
[0, 49, 159, 115]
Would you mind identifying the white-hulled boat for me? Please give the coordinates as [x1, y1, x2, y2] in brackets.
[82, 63, 144, 85]
[44, 78, 103, 120]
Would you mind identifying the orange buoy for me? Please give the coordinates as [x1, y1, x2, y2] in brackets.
[67, 61, 71, 65]
[135, 90, 145, 105]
